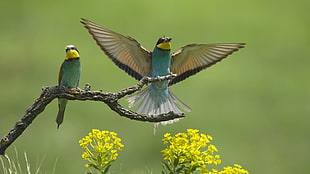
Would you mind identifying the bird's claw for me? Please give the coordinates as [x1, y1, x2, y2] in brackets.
[68, 88, 79, 94]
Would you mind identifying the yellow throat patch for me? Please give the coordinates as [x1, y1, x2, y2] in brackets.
[157, 42, 172, 50]
[66, 50, 80, 60]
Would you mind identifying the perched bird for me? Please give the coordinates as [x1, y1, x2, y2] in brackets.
[81, 18, 245, 127]
[56, 45, 81, 128]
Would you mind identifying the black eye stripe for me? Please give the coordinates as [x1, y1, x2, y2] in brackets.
[65, 47, 79, 53]
[156, 37, 172, 45]
[156, 37, 166, 45]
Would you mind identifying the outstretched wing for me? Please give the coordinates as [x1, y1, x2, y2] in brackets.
[169, 43, 245, 85]
[81, 18, 152, 80]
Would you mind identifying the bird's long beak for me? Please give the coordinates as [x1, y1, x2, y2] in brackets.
[166, 37, 172, 42]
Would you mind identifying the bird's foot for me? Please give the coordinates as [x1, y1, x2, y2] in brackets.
[68, 88, 80, 94]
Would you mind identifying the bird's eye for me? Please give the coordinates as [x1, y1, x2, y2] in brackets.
[156, 37, 167, 45]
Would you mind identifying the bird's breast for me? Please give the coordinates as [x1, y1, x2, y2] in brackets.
[151, 55, 171, 77]
[60, 60, 81, 88]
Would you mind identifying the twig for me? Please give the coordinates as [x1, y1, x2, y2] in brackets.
[0, 74, 185, 155]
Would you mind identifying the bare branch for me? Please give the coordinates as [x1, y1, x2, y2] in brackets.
[0, 74, 185, 155]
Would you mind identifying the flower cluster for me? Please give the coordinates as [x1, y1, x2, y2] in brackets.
[78, 128, 248, 174]
[161, 129, 220, 173]
[79, 129, 124, 173]
[161, 129, 248, 174]
[211, 164, 249, 174]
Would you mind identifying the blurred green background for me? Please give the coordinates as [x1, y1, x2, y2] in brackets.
[0, 0, 309, 173]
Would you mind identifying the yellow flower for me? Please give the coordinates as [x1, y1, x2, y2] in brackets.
[81, 152, 90, 160]
[161, 129, 248, 174]
[234, 164, 242, 168]
[162, 129, 218, 173]
[79, 129, 124, 173]
[217, 164, 249, 174]
[208, 144, 218, 153]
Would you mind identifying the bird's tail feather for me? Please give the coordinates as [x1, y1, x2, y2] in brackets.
[56, 99, 68, 128]
[127, 86, 191, 133]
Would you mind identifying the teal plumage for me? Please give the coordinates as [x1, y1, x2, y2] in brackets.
[56, 45, 81, 128]
[81, 18, 245, 129]
[128, 37, 190, 118]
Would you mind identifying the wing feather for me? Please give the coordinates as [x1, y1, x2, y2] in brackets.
[169, 43, 245, 85]
[58, 62, 64, 86]
[81, 18, 152, 80]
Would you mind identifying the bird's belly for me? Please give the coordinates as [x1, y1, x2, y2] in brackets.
[154, 81, 168, 89]
[61, 71, 80, 88]
[63, 77, 79, 87]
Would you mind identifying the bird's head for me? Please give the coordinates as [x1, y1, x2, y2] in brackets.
[65, 45, 80, 60]
[156, 37, 172, 50]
